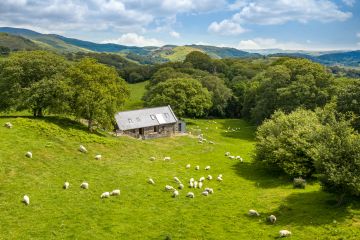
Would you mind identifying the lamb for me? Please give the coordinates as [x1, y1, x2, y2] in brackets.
[202, 191, 209, 196]
[165, 185, 174, 191]
[186, 192, 194, 198]
[149, 156, 156, 161]
[80, 182, 89, 189]
[25, 152, 32, 158]
[63, 181, 70, 189]
[101, 192, 110, 198]
[178, 184, 184, 190]
[110, 189, 120, 196]
[193, 181, 198, 188]
[148, 178, 155, 184]
[205, 166, 210, 170]
[164, 157, 171, 161]
[248, 209, 260, 216]
[279, 230, 292, 237]
[195, 165, 200, 170]
[267, 215, 276, 224]
[174, 177, 181, 184]
[207, 175, 213, 180]
[79, 145, 87, 153]
[23, 195, 30, 205]
[186, 164, 191, 169]
[4, 122, 13, 128]
[198, 182, 203, 189]
[199, 177, 205, 182]
[95, 154, 102, 160]
[172, 190, 179, 198]
[225, 152, 230, 156]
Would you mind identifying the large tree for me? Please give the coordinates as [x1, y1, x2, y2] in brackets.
[66, 58, 129, 131]
[143, 77, 212, 118]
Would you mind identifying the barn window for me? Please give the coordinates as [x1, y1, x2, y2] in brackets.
[150, 115, 155, 120]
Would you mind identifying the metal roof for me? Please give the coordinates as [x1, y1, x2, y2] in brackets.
[115, 105, 178, 131]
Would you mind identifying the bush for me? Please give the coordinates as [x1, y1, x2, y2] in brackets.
[293, 177, 306, 189]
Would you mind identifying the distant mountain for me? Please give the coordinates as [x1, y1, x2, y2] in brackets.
[189, 45, 260, 58]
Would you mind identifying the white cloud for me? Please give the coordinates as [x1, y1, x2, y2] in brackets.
[102, 33, 164, 47]
[169, 31, 180, 38]
[208, 19, 246, 35]
[342, 0, 355, 6]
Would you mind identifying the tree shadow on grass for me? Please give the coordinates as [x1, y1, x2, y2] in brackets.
[219, 119, 256, 141]
[262, 191, 360, 227]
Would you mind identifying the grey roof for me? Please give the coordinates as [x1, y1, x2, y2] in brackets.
[115, 105, 178, 131]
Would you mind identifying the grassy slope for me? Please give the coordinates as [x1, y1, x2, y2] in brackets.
[161, 46, 203, 62]
[122, 81, 148, 111]
[0, 82, 359, 239]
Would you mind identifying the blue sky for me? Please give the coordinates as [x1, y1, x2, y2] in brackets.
[0, 0, 359, 50]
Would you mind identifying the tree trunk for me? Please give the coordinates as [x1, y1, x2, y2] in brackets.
[33, 109, 37, 117]
[37, 108, 43, 117]
[88, 119, 93, 132]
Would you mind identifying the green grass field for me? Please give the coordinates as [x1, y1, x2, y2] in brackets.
[0, 82, 359, 239]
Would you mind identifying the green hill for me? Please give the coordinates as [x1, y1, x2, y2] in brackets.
[0, 33, 39, 51]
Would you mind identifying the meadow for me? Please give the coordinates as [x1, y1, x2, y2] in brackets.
[0, 82, 359, 239]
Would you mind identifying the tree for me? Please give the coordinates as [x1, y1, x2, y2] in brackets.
[150, 67, 190, 85]
[0, 50, 68, 116]
[66, 58, 129, 131]
[143, 77, 212, 118]
[184, 51, 213, 72]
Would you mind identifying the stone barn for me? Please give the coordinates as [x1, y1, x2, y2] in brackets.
[114, 105, 186, 139]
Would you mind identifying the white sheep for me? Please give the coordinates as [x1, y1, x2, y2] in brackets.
[186, 164, 191, 169]
[189, 181, 194, 188]
[193, 181, 198, 188]
[186, 192, 194, 198]
[229, 156, 235, 160]
[148, 178, 155, 184]
[101, 192, 110, 198]
[25, 152, 32, 158]
[207, 175, 213, 180]
[205, 166, 210, 170]
[149, 156, 156, 161]
[4, 122, 13, 128]
[217, 175, 223, 182]
[63, 181, 70, 189]
[268, 215, 276, 224]
[178, 183, 184, 190]
[225, 152, 230, 156]
[174, 177, 181, 184]
[79, 145, 87, 153]
[248, 209, 260, 216]
[164, 157, 171, 161]
[165, 185, 174, 191]
[23, 195, 30, 205]
[205, 188, 214, 194]
[110, 189, 120, 196]
[80, 182, 89, 189]
[202, 191, 209, 196]
[172, 190, 179, 198]
[279, 230, 292, 237]
[199, 177, 205, 182]
[195, 165, 200, 170]
[198, 182, 203, 189]
[189, 178, 194, 182]
[95, 154, 102, 160]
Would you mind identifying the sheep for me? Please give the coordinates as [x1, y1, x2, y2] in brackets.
[163, 157, 171, 161]
[23, 195, 30, 205]
[63, 181, 70, 189]
[279, 230, 292, 237]
[205, 166, 210, 170]
[267, 215, 276, 224]
[207, 175, 213, 180]
[165, 185, 174, 191]
[202, 191, 209, 196]
[189, 181, 194, 188]
[148, 178, 155, 184]
[174, 177, 181, 184]
[101, 192, 110, 198]
[195, 165, 200, 170]
[229, 156, 235, 160]
[248, 209, 260, 216]
[199, 177, 205, 182]
[110, 189, 120, 196]
[172, 190, 179, 198]
[236, 156, 244, 162]
[4, 122, 13, 128]
[95, 154, 102, 160]
[206, 188, 214, 194]
[198, 182, 203, 189]
[178, 183, 184, 190]
[186, 192, 195, 198]
[79, 145, 87, 153]
[189, 178, 194, 182]
[25, 152, 32, 158]
[202, 139, 207, 143]
[217, 174, 223, 182]
[80, 182, 89, 189]
[149, 156, 156, 161]
[186, 164, 191, 169]
[193, 181, 198, 188]
[209, 141, 214, 144]
[225, 152, 230, 156]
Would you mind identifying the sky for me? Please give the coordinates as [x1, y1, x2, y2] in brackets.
[0, 0, 359, 50]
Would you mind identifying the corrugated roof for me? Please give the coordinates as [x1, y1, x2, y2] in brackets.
[115, 105, 178, 131]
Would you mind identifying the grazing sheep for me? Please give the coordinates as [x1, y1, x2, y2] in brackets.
[198, 182, 203, 189]
[248, 209, 260, 216]
[4, 122, 13, 128]
[229, 156, 235, 160]
[79, 145, 87, 153]
[207, 188, 214, 194]
[25, 152, 32, 158]
[163, 157, 171, 161]
[217, 175, 223, 182]
[236, 156, 241, 160]
[149, 156, 156, 161]
[110, 189, 120, 196]
[189, 181, 194, 188]
[148, 178, 155, 184]
[23, 195, 30, 205]
[95, 154, 102, 160]
[202, 191, 209, 196]
[193, 181, 198, 188]
[165, 185, 174, 191]
[178, 184, 184, 190]
[174, 177, 181, 184]
[80, 182, 89, 189]
[279, 230, 292, 237]
[186, 164, 191, 169]
[63, 181, 70, 189]
[189, 178, 194, 182]
[207, 175, 213, 180]
[195, 165, 200, 170]
[267, 215, 276, 224]
[225, 152, 230, 156]
[172, 190, 179, 198]
[101, 192, 110, 198]
[205, 166, 210, 170]
[186, 192, 194, 198]
[199, 177, 205, 182]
